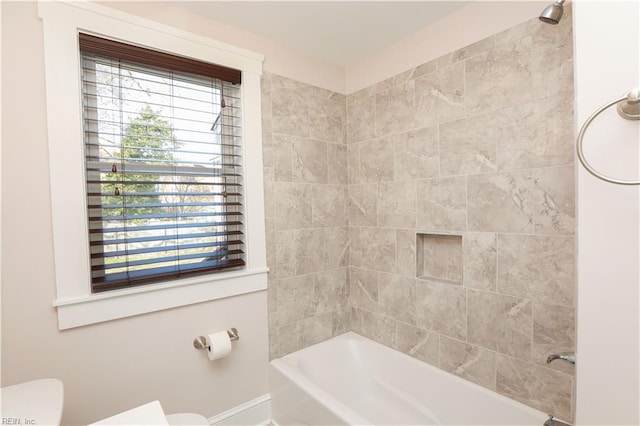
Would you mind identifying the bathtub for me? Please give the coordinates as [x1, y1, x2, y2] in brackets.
[270, 332, 550, 425]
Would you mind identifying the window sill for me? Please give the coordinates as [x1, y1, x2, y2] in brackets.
[53, 268, 268, 330]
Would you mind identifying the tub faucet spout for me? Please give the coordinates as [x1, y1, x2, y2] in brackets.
[546, 353, 576, 365]
[544, 415, 571, 426]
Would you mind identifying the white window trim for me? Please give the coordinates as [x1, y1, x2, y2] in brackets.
[38, 0, 267, 330]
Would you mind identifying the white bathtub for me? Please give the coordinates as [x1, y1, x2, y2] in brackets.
[270, 332, 550, 426]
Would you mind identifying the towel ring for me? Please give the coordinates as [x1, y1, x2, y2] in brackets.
[577, 87, 640, 186]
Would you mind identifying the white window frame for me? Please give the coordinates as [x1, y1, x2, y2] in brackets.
[39, 0, 267, 330]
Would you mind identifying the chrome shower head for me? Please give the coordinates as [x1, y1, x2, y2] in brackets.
[539, 0, 565, 25]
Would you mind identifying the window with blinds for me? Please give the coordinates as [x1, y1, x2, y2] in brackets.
[80, 33, 245, 293]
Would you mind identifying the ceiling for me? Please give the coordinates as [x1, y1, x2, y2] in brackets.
[171, 2, 470, 66]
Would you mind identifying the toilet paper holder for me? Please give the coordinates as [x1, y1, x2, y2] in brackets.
[193, 328, 239, 351]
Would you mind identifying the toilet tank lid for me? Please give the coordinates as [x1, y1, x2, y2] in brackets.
[1, 379, 64, 425]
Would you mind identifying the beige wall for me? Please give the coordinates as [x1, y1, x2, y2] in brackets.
[96, 1, 345, 94]
[574, 1, 640, 424]
[1, 2, 268, 424]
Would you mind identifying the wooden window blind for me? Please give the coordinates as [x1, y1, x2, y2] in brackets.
[80, 33, 245, 293]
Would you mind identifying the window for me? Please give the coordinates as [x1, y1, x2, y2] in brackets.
[39, 0, 267, 329]
[80, 34, 245, 292]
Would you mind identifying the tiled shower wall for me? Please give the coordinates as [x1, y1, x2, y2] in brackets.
[262, 74, 352, 359]
[263, 12, 575, 421]
[346, 12, 575, 421]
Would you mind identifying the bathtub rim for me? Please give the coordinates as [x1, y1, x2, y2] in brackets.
[270, 331, 557, 425]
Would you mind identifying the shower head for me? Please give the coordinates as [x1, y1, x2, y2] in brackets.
[539, 0, 565, 25]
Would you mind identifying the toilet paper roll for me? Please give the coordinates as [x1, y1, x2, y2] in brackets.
[205, 331, 232, 361]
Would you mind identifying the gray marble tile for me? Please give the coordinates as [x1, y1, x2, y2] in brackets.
[467, 289, 533, 360]
[261, 72, 273, 112]
[531, 5, 574, 99]
[375, 81, 416, 137]
[275, 182, 312, 230]
[327, 143, 348, 185]
[292, 137, 328, 183]
[532, 166, 575, 235]
[332, 307, 353, 336]
[350, 306, 364, 335]
[348, 184, 377, 227]
[360, 227, 397, 273]
[312, 184, 347, 228]
[463, 232, 497, 291]
[361, 310, 397, 348]
[309, 97, 346, 144]
[465, 36, 534, 114]
[315, 268, 349, 314]
[533, 47, 574, 101]
[269, 321, 298, 360]
[496, 96, 574, 171]
[378, 273, 417, 325]
[492, 18, 537, 47]
[348, 85, 377, 103]
[440, 337, 497, 390]
[276, 275, 317, 324]
[533, 302, 575, 375]
[414, 58, 438, 79]
[347, 143, 361, 184]
[415, 61, 465, 128]
[436, 36, 496, 68]
[391, 68, 416, 86]
[467, 170, 534, 233]
[496, 354, 573, 421]
[349, 267, 378, 312]
[329, 92, 346, 103]
[262, 146, 274, 169]
[262, 112, 274, 148]
[271, 73, 312, 91]
[262, 169, 276, 219]
[394, 126, 439, 180]
[359, 137, 395, 183]
[439, 114, 498, 176]
[272, 85, 310, 137]
[396, 229, 417, 278]
[273, 133, 293, 182]
[297, 313, 333, 348]
[349, 227, 363, 267]
[265, 217, 276, 268]
[416, 279, 467, 340]
[416, 176, 467, 231]
[497, 234, 575, 305]
[368, 77, 394, 99]
[276, 230, 296, 278]
[396, 322, 439, 366]
[377, 180, 417, 228]
[347, 95, 376, 143]
[295, 227, 349, 275]
[417, 234, 463, 284]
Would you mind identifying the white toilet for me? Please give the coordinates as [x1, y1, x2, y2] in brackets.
[166, 413, 209, 425]
[0, 379, 64, 425]
[1, 379, 208, 425]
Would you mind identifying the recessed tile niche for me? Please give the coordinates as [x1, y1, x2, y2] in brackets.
[416, 233, 463, 284]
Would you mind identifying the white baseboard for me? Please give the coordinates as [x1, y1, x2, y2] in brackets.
[208, 394, 271, 426]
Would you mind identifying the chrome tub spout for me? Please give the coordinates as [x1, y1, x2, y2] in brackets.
[546, 353, 576, 365]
